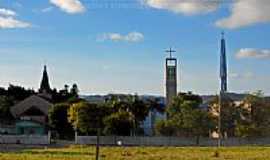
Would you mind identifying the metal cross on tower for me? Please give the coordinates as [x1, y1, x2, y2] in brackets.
[166, 47, 176, 58]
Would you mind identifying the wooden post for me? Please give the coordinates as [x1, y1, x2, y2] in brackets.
[218, 91, 222, 147]
[75, 130, 78, 144]
[96, 128, 100, 160]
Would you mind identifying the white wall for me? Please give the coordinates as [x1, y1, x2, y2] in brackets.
[0, 135, 50, 145]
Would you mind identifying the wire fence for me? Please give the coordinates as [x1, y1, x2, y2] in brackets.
[75, 135, 270, 146]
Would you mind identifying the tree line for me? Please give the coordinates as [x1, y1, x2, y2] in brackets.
[155, 91, 270, 144]
[49, 95, 164, 139]
[1, 84, 270, 141]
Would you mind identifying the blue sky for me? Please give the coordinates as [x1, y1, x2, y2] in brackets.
[0, 0, 270, 96]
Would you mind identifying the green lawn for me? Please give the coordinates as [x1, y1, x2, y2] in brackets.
[1, 146, 270, 160]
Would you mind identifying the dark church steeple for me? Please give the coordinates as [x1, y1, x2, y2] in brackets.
[39, 65, 51, 94]
[220, 32, 227, 92]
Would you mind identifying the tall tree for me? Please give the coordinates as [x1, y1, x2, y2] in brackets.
[123, 96, 149, 135]
[68, 102, 107, 135]
[236, 92, 270, 137]
[157, 92, 214, 144]
[147, 98, 165, 113]
[105, 94, 150, 135]
[49, 103, 74, 139]
[7, 84, 35, 102]
[167, 92, 202, 118]
[209, 95, 239, 137]
[103, 111, 133, 136]
[129, 96, 149, 128]
[70, 83, 79, 98]
[0, 87, 7, 96]
[155, 119, 176, 136]
[0, 96, 14, 124]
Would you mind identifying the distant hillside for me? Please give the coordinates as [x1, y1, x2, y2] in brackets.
[80, 92, 270, 105]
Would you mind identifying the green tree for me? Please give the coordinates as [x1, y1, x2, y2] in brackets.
[129, 96, 149, 133]
[64, 84, 69, 94]
[7, 84, 35, 102]
[68, 102, 107, 135]
[103, 111, 133, 136]
[51, 84, 80, 103]
[0, 87, 7, 96]
[209, 95, 241, 137]
[168, 99, 214, 142]
[105, 94, 150, 135]
[160, 92, 213, 144]
[0, 96, 14, 124]
[181, 105, 214, 144]
[236, 92, 270, 137]
[48, 103, 74, 139]
[167, 92, 202, 118]
[70, 83, 79, 98]
[155, 119, 176, 136]
[147, 98, 165, 113]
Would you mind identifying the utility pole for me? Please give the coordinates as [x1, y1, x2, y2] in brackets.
[96, 127, 100, 160]
[95, 106, 102, 160]
[218, 91, 222, 147]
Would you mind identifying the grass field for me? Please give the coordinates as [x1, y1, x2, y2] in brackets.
[1, 146, 270, 160]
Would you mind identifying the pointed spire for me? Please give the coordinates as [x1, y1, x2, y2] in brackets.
[220, 32, 227, 92]
[40, 65, 51, 94]
[221, 31, 225, 39]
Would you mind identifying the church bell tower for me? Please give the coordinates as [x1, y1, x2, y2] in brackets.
[165, 48, 177, 106]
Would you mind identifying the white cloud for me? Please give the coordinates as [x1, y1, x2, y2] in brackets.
[229, 72, 255, 79]
[142, 0, 270, 28]
[244, 72, 255, 79]
[229, 73, 240, 79]
[216, 0, 270, 29]
[13, 2, 23, 8]
[143, 0, 220, 15]
[0, 8, 16, 16]
[0, 8, 31, 29]
[236, 48, 270, 59]
[42, 7, 54, 13]
[0, 16, 31, 29]
[98, 32, 144, 42]
[50, 0, 86, 14]
[125, 32, 144, 42]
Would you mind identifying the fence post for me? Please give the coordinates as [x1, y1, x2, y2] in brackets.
[48, 130, 51, 144]
[75, 130, 78, 144]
